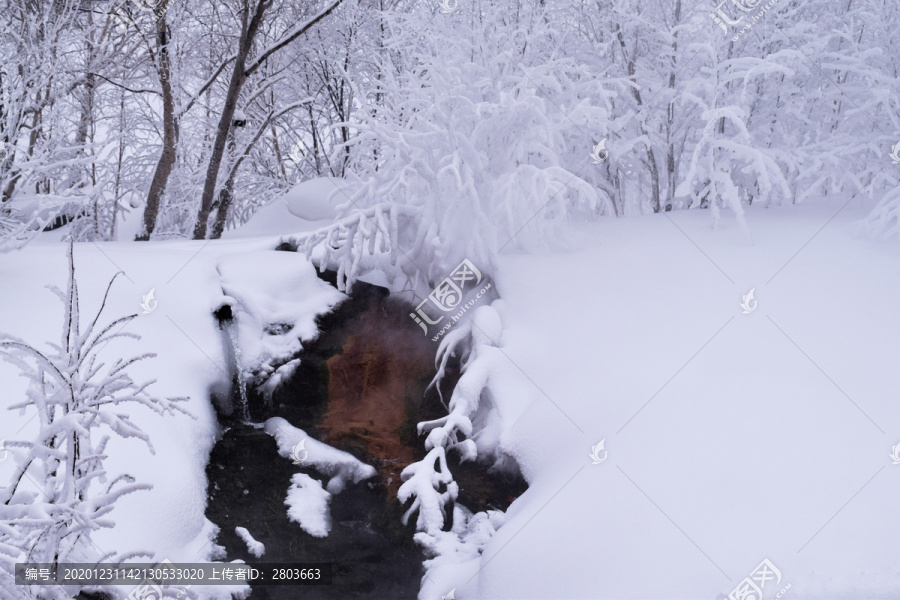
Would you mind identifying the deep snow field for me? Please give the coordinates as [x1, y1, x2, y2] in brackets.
[2, 191, 900, 600]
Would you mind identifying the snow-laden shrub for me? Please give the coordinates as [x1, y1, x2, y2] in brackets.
[866, 181, 900, 241]
[0, 203, 47, 253]
[284, 1, 613, 293]
[393, 299, 528, 595]
[415, 504, 507, 600]
[0, 240, 191, 598]
[677, 105, 789, 234]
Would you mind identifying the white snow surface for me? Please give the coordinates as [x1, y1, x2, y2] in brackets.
[284, 473, 332, 538]
[4, 195, 900, 599]
[282, 177, 356, 222]
[219, 193, 331, 240]
[234, 527, 265, 558]
[0, 237, 337, 598]
[455, 199, 900, 599]
[264, 416, 377, 494]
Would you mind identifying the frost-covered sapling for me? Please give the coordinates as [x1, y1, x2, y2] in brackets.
[0, 239, 191, 598]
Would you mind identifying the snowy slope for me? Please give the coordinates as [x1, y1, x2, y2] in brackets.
[3, 195, 898, 600]
[0, 242, 227, 571]
[219, 193, 330, 240]
[0, 237, 340, 599]
[459, 199, 900, 599]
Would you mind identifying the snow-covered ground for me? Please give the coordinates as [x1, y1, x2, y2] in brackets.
[2, 193, 899, 599]
[0, 205, 343, 598]
[460, 197, 900, 599]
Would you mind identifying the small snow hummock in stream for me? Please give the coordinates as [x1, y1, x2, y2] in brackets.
[235, 526, 265, 558]
[264, 416, 376, 494]
[285, 473, 332, 538]
[265, 416, 378, 538]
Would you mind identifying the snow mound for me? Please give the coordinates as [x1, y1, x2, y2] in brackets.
[472, 204, 900, 599]
[221, 197, 328, 239]
[217, 251, 345, 397]
[0, 241, 250, 599]
[283, 177, 355, 222]
[235, 526, 265, 558]
[264, 416, 376, 493]
[285, 473, 332, 538]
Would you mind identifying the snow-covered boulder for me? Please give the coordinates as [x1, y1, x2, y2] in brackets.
[235, 526, 265, 558]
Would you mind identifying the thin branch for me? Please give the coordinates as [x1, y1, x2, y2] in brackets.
[178, 54, 237, 119]
[227, 98, 313, 181]
[243, 0, 346, 79]
[86, 73, 159, 96]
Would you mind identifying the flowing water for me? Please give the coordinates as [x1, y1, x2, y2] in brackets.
[205, 279, 527, 599]
[222, 318, 251, 422]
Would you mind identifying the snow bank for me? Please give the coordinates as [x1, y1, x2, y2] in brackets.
[0, 240, 248, 598]
[264, 416, 376, 494]
[220, 195, 330, 240]
[234, 527, 265, 558]
[0, 239, 344, 598]
[283, 177, 355, 222]
[463, 201, 900, 599]
[217, 250, 345, 399]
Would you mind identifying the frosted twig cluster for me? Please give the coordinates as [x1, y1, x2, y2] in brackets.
[0, 239, 192, 598]
[398, 302, 505, 537]
[282, 201, 423, 293]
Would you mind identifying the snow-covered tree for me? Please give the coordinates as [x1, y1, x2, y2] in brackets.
[675, 49, 792, 232]
[287, 0, 615, 294]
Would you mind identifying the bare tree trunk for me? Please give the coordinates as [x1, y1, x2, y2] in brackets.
[664, 0, 682, 212]
[308, 104, 321, 175]
[616, 27, 660, 213]
[193, 0, 345, 239]
[209, 129, 238, 240]
[192, 0, 266, 240]
[270, 87, 288, 180]
[137, 1, 176, 241]
[272, 125, 288, 180]
[210, 183, 236, 240]
[111, 89, 126, 240]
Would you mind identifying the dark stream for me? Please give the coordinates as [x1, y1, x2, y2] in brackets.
[205, 276, 527, 600]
